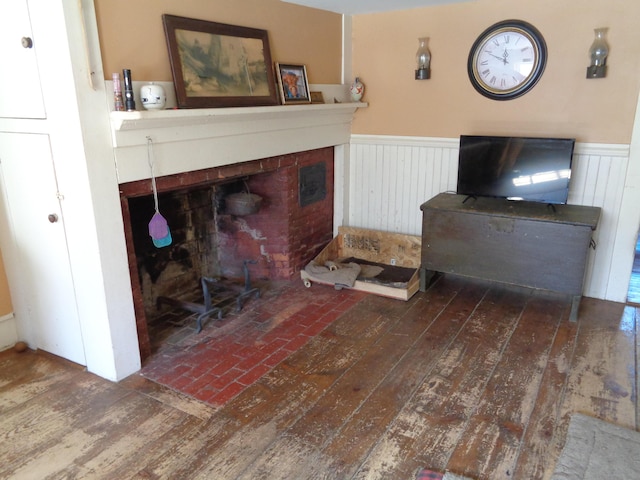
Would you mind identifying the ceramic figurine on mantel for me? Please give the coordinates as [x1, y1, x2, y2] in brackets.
[350, 77, 365, 102]
[140, 82, 167, 110]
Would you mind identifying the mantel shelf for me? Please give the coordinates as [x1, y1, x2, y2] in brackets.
[109, 102, 367, 185]
[110, 102, 367, 132]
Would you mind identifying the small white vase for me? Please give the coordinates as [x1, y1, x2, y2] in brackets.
[350, 77, 364, 102]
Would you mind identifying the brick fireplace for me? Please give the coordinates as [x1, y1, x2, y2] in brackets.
[104, 100, 364, 378]
[120, 147, 334, 359]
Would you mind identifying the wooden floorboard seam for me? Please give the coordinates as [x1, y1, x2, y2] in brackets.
[425, 287, 504, 472]
[509, 298, 568, 479]
[345, 281, 466, 477]
[352, 283, 517, 479]
[445, 291, 537, 478]
[542, 303, 583, 476]
[343, 297, 465, 476]
[316, 298, 430, 449]
[327, 279, 490, 478]
[225, 298, 403, 479]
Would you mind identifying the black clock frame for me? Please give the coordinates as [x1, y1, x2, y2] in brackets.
[467, 19, 547, 101]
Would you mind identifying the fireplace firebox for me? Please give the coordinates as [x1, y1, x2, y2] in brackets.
[120, 148, 335, 359]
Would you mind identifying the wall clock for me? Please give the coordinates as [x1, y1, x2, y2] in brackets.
[468, 19, 547, 100]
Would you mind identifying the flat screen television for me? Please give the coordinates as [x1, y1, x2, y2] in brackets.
[456, 135, 575, 204]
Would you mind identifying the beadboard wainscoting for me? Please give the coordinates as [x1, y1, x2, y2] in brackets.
[347, 135, 632, 303]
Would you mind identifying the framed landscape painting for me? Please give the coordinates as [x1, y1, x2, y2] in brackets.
[162, 15, 279, 108]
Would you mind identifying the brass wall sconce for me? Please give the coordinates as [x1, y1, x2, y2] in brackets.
[587, 28, 609, 78]
[416, 37, 431, 80]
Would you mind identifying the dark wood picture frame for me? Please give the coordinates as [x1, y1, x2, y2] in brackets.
[275, 63, 311, 105]
[162, 14, 279, 108]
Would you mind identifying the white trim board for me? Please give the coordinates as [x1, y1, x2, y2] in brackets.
[351, 134, 630, 157]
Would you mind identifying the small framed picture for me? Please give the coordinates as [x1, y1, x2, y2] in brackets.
[275, 63, 311, 105]
[310, 91, 325, 104]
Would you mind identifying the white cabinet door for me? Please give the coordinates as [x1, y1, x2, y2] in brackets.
[0, 132, 85, 364]
[0, 0, 46, 119]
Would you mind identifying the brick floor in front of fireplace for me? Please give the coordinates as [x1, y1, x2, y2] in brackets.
[140, 280, 366, 407]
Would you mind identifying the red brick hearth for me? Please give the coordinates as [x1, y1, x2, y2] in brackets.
[120, 148, 335, 360]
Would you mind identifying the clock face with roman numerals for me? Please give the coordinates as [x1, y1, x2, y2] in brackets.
[468, 20, 547, 100]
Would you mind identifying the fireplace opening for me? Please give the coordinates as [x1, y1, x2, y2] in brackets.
[120, 148, 335, 359]
[129, 185, 217, 318]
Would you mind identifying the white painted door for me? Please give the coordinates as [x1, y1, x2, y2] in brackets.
[0, 132, 85, 364]
[0, 0, 46, 118]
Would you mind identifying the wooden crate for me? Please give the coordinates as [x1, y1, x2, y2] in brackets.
[300, 226, 421, 300]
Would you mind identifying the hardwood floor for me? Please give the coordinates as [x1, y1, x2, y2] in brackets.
[627, 235, 640, 304]
[1, 275, 637, 480]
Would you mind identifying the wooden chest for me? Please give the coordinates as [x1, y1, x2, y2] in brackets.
[420, 193, 601, 320]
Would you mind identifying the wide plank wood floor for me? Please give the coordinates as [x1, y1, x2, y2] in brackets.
[1, 274, 637, 480]
[627, 235, 640, 304]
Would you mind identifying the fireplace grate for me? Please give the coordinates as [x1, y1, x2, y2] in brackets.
[156, 260, 260, 333]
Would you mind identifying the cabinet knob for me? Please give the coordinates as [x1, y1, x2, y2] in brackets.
[21, 37, 33, 49]
[48, 213, 58, 223]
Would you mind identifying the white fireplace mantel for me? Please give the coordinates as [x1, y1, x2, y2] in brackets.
[110, 102, 366, 184]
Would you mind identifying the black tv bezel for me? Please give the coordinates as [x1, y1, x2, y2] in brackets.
[456, 134, 576, 205]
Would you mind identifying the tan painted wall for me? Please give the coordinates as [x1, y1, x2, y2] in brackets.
[0, 248, 11, 316]
[94, 0, 343, 84]
[351, 0, 640, 144]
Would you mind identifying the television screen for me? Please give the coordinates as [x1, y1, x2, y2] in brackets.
[456, 135, 575, 204]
